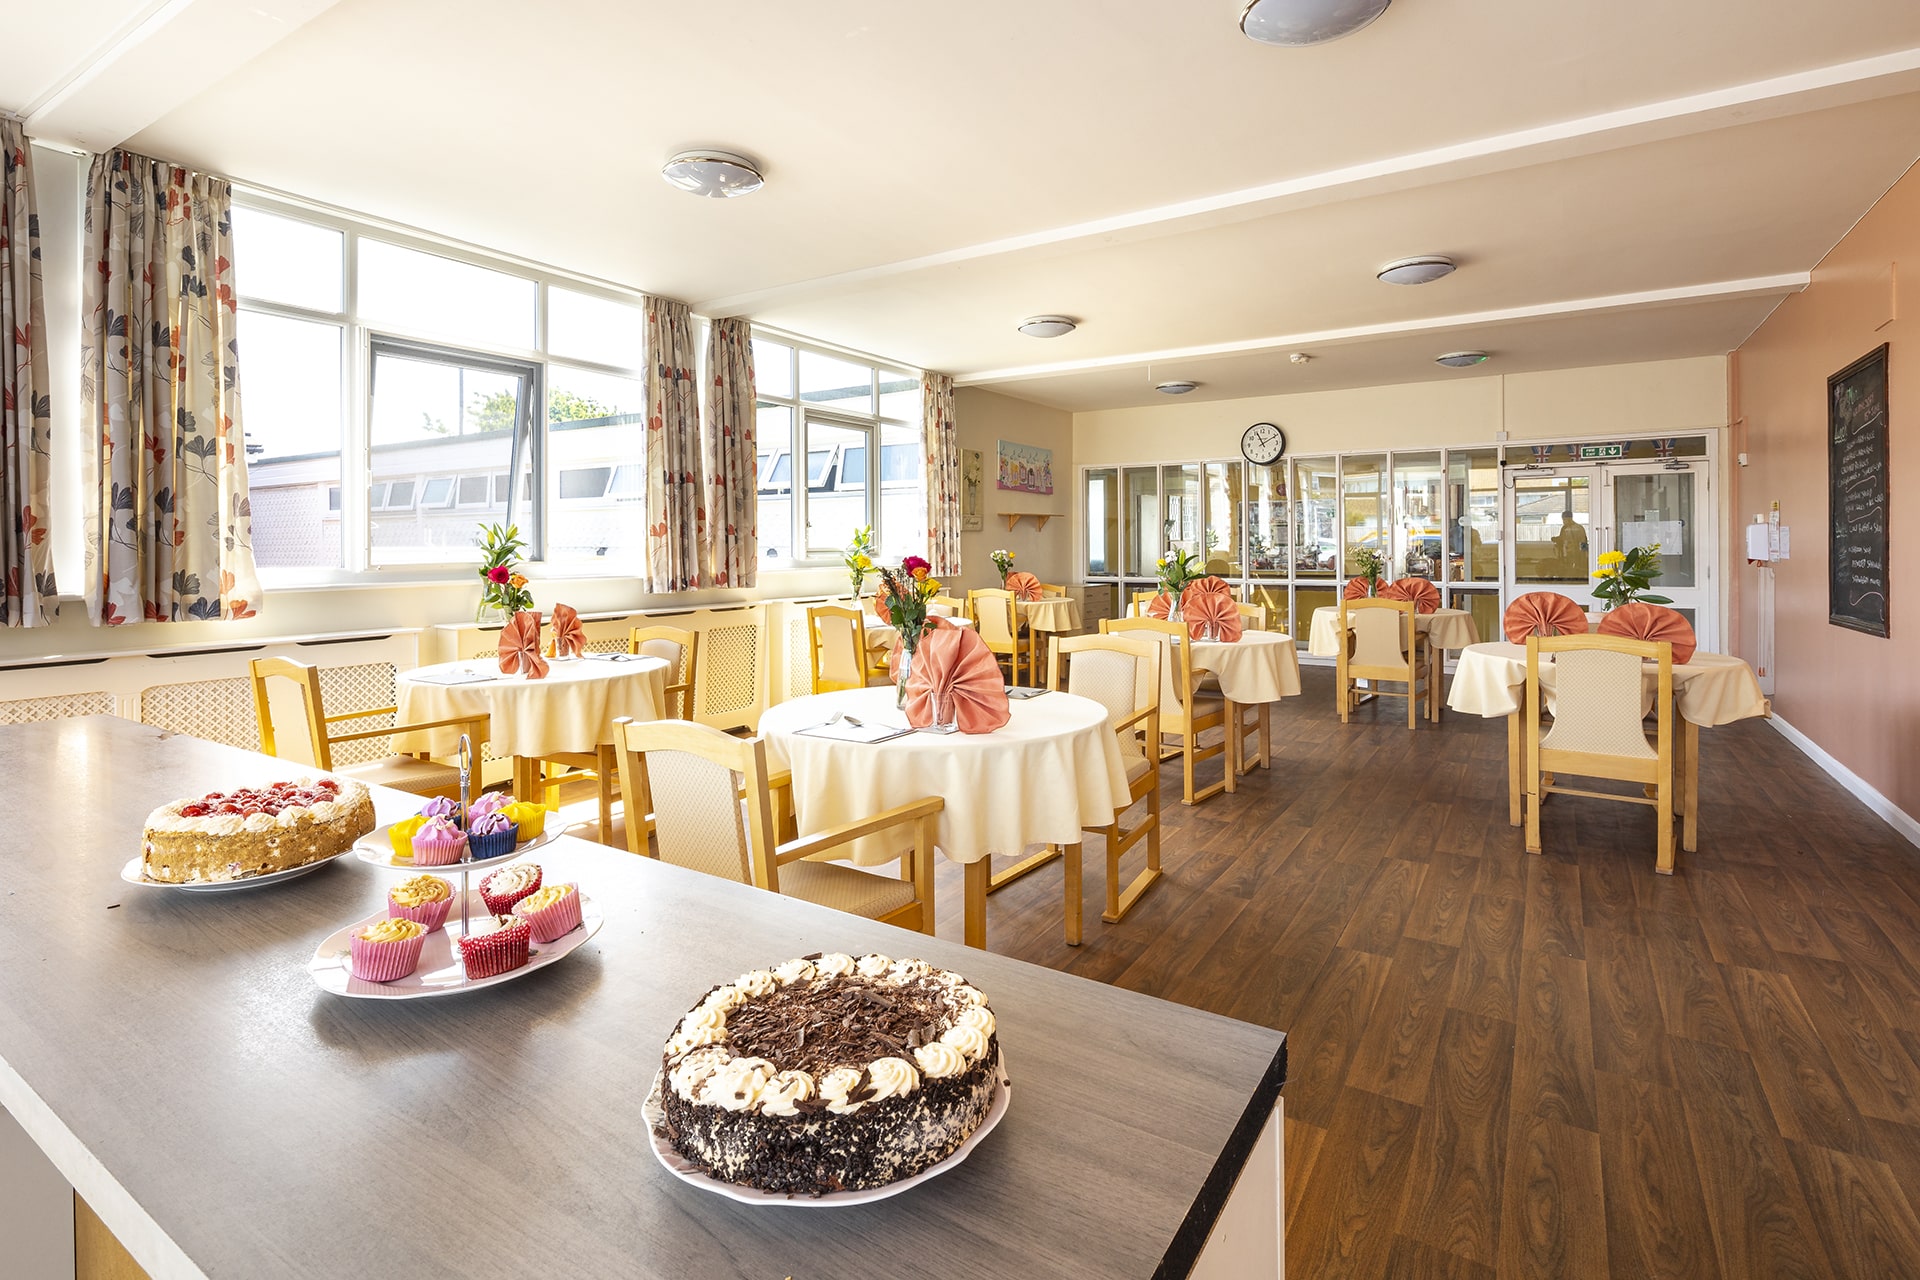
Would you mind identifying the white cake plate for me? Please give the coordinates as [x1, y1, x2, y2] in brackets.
[307, 888, 602, 1000]
[644, 1052, 1011, 1207]
[119, 848, 352, 893]
[353, 821, 556, 874]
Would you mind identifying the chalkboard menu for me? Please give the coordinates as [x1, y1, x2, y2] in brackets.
[1828, 343, 1890, 637]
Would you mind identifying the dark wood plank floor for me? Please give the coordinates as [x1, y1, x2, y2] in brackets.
[921, 664, 1920, 1278]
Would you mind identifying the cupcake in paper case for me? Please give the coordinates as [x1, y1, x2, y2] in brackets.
[387, 873, 454, 933]
[349, 917, 427, 983]
[480, 862, 542, 914]
[513, 882, 582, 943]
[467, 810, 521, 861]
[410, 816, 467, 866]
[468, 791, 512, 821]
[387, 814, 427, 860]
[501, 800, 546, 841]
[457, 914, 532, 980]
[417, 795, 462, 828]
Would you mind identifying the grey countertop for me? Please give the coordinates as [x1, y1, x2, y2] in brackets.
[0, 717, 1285, 1279]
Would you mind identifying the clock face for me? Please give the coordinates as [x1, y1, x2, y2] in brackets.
[1241, 421, 1286, 465]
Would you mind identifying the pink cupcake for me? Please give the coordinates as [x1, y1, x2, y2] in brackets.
[386, 873, 454, 933]
[410, 816, 467, 866]
[480, 863, 542, 914]
[513, 882, 582, 943]
[457, 915, 532, 980]
[349, 918, 427, 983]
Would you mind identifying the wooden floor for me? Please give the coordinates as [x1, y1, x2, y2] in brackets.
[915, 664, 1920, 1279]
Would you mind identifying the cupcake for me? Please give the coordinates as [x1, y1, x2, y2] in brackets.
[480, 862, 542, 914]
[513, 882, 582, 943]
[457, 914, 532, 980]
[387, 814, 426, 860]
[502, 800, 547, 841]
[467, 809, 521, 861]
[387, 873, 454, 933]
[349, 917, 427, 983]
[410, 816, 467, 866]
[468, 791, 512, 821]
[417, 795, 462, 828]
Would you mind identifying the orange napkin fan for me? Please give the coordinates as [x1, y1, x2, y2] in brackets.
[1183, 590, 1243, 642]
[1380, 578, 1441, 614]
[1502, 592, 1588, 643]
[904, 621, 1012, 734]
[1004, 571, 1044, 601]
[498, 610, 550, 679]
[1144, 593, 1175, 620]
[1598, 602, 1697, 664]
[1179, 577, 1232, 613]
[1343, 577, 1375, 600]
[550, 603, 587, 658]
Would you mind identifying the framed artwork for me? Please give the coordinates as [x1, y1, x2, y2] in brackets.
[997, 439, 1054, 496]
[961, 448, 984, 531]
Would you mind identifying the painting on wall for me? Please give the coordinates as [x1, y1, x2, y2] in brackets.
[997, 439, 1054, 496]
[961, 448, 984, 531]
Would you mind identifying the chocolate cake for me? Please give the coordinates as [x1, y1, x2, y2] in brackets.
[656, 953, 1001, 1196]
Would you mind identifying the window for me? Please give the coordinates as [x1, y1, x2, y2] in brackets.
[559, 467, 612, 499]
[421, 477, 454, 508]
[357, 240, 536, 351]
[236, 310, 345, 568]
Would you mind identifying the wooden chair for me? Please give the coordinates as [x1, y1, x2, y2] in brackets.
[1525, 633, 1675, 873]
[808, 604, 882, 693]
[612, 717, 939, 932]
[1038, 582, 1068, 597]
[968, 588, 1027, 686]
[631, 624, 699, 719]
[1336, 597, 1429, 730]
[929, 594, 966, 617]
[1130, 589, 1164, 616]
[1235, 601, 1268, 631]
[249, 657, 488, 798]
[1102, 616, 1228, 805]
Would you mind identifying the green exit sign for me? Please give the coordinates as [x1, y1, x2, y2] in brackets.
[1577, 443, 1625, 460]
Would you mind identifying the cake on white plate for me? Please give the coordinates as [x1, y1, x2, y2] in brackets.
[656, 953, 1001, 1196]
[141, 778, 376, 884]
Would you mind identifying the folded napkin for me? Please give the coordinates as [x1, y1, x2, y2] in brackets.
[1380, 578, 1441, 614]
[1186, 575, 1232, 600]
[905, 620, 1011, 734]
[1144, 592, 1176, 620]
[1343, 576, 1375, 600]
[872, 581, 903, 621]
[1502, 591, 1588, 643]
[1004, 571, 1044, 601]
[499, 611, 549, 679]
[1183, 590, 1243, 642]
[1598, 602, 1697, 664]
[550, 602, 587, 658]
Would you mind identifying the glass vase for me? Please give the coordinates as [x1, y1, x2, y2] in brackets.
[895, 645, 913, 710]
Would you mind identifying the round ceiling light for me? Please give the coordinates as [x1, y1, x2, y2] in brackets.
[661, 150, 764, 199]
[1240, 0, 1391, 47]
[1018, 315, 1078, 339]
[1156, 381, 1199, 395]
[1435, 351, 1490, 368]
[1377, 255, 1456, 286]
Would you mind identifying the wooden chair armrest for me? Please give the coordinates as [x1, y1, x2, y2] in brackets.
[322, 705, 400, 724]
[1113, 705, 1154, 733]
[328, 714, 489, 744]
[774, 796, 944, 864]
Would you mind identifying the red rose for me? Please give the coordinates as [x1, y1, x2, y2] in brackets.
[901, 555, 931, 576]
[486, 565, 511, 584]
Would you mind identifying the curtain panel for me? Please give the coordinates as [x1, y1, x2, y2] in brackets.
[0, 122, 55, 625]
[81, 150, 260, 625]
[923, 372, 960, 576]
[704, 316, 757, 587]
[643, 295, 708, 592]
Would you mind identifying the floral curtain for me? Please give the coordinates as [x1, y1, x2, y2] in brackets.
[704, 316, 757, 587]
[644, 295, 708, 592]
[923, 372, 960, 577]
[0, 122, 55, 626]
[81, 150, 259, 625]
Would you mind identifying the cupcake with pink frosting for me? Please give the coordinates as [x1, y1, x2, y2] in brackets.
[410, 816, 467, 866]
[467, 809, 520, 861]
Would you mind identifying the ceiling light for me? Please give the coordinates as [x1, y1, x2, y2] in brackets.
[1240, 0, 1391, 47]
[1376, 255, 1455, 286]
[1018, 315, 1077, 339]
[661, 150, 764, 199]
[1435, 351, 1490, 368]
[1289, 352, 1312, 364]
[1156, 381, 1199, 395]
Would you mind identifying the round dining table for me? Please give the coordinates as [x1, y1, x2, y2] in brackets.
[758, 685, 1131, 948]
[1018, 595, 1083, 678]
[1187, 630, 1301, 788]
[1308, 604, 1480, 721]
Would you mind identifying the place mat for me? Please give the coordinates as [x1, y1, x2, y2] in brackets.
[793, 719, 916, 745]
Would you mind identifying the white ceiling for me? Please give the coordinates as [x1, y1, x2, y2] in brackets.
[17, 0, 1920, 411]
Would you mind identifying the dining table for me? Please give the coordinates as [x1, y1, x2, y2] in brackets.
[391, 655, 670, 802]
[1447, 640, 1768, 850]
[1186, 630, 1302, 787]
[757, 686, 1132, 949]
[1018, 594, 1083, 677]
[1307, 603, 1480, 722]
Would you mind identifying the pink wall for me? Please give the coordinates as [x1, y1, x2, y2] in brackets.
[1734, 160, 1920, 816]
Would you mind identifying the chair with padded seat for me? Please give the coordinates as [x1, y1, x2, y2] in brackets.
[1102, 616, 1228, 805]
[968, 588, 1027, 686]
[612, 717, 939, 932]
[1336, 596, 1430, 730]
[249, 657, 488, 798]
[808, 604, 884, 694]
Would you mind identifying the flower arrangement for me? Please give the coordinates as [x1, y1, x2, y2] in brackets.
[1350, 545, 1388, 594]
[877, 556, 944, 707]
[844, 526, 876, 596]
[476, 522, 533, 619]
[1591, 544, 1672, 609]
[1156, 547, 1200, 597]
[990, 548, 1015, 585]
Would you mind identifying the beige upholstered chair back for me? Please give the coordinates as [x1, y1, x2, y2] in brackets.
[1236, 601, 1268, 631]
[629, 624, 699, 719]
[1039, 582, 1067, 598]
[644, 748, 754, 880]
[808, 605, 868, 692]
[929, 595, 964, 617]
[1103, 617, 1191, 721]
[970, 589, 1018, 648]
[1540, 646, 1659, 759]
[1343, 598, 1413, 667]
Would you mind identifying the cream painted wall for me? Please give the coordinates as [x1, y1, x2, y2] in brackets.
[954, 387, 1074, 591]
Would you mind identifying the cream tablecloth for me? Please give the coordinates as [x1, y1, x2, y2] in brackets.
[1446, 642, 1767, 726]
[1308, 605, 1480, 657]
[1191, 631, 1302, 703]
[1020, 596, 1082, 634]
[758, 686, 1130, 867]
[393, 657, 670, 757]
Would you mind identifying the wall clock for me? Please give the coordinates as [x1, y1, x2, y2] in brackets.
[1241, 422, 1286, 466]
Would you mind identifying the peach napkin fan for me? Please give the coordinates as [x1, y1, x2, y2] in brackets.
[1004, 571, 1044, 601]
[1343, 577, 1374, 600]
[1502, 592, 1588, 643]
[1380, 578, 1441, 614]
[1186, 575, 1233, 599]
[1183, 590, 1243, 642]
[498, 610, 550, 679]
[549, 603, 587, 658]
[1144, 593, 1175, 620]
[904, 620, 1011, 734]
[1599, 601, 1697, 664]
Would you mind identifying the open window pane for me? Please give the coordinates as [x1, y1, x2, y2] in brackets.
[239, 310, 344, 568]
[231, 208, 343, 313]
[545, 365, 646, 563]
[804, 419, 870, 554]
[548, 288, 645, 370]
[358, 240, 536, 351]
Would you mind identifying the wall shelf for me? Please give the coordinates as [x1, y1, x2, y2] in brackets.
[1001, 512, 1054, 532]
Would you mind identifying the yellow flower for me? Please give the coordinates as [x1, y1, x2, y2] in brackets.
[926, 580, 942, 593]
[1599, 550, 1625, 566]
[852, 553, 871, 569]
[1593, 568, 1614, 579]
[1156, 557, 1166, 567]
[508, 573, 527, 588]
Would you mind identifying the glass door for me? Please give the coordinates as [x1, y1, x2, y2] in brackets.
[1504, 466, 1601, 613]
[1601, 463, 1708, 634]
